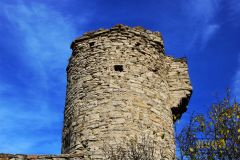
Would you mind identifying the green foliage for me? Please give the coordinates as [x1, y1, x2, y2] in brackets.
[176, 90, 240, 160]
[161, 133, 165, 140]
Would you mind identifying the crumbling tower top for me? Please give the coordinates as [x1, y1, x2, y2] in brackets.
[71, 24, 164, 51]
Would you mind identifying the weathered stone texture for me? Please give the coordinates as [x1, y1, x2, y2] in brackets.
[62, 24, 192, 159]
[0, 154, 83, 160]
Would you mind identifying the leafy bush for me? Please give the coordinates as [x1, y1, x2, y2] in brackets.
[176, 91, 240, 160]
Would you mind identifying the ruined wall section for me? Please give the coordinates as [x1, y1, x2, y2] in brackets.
[62, 24, 192, 159]
[0, 154, 83, 160]
[167, 57, 192, 121]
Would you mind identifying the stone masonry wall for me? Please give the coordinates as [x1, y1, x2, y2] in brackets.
[62, 24, 192, 159]
[0, 154, 83, 160]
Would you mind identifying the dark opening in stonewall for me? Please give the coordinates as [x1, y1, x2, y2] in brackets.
[114, 65, 124, 72]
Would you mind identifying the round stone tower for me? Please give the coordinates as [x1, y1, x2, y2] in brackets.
[62, 24, 192, 159]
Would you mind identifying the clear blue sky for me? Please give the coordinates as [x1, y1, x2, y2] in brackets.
[0, 0, 239, 154]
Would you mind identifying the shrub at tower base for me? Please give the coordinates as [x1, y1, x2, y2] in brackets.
[176, 90, 240, 160]
[101, 134, 168, 160]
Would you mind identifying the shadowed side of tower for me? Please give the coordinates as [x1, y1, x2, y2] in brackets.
[62, 24, 192, 159]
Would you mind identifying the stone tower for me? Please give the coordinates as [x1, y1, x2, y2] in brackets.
[62, 24, 192, 159]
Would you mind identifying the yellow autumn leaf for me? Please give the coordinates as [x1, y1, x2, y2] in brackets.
[238, 128, 240, 133]
[189, 147, 194, 152]
[235, 148, 238, 152]
[219, 139, 226, 148]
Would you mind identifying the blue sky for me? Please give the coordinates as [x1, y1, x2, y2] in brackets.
[0, 0, 239, 154]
